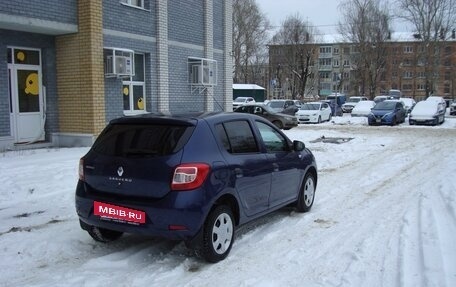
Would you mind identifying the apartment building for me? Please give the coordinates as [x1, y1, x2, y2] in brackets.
[0, 0, 233, 150]
[268, 32, 456, 101]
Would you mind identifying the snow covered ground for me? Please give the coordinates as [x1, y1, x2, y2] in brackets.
[1, 116, 456, 287]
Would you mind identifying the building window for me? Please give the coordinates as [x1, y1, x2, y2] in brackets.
[333, 59, 339, 67]
[319, 58, 332, 66]
[403, 58, 411, 66]
[333, 47, 339, 54]
[444, 83, 450, 94]
[417, 83, 425, 90]
[320, 46, 331, 54]
[417, 71, 425, 78]
[343, 47, 350, 54]
[404, 46, 413, 53]
[445, 71, 451, 81]
[123, 53, 146, 114]
[402, 84, 413, 91]
[444, 59, 451, 67]
[445, 46, 452, 55]
[121, 0, 145, 9]
[343, 59, 350, 67]
[403, 71, 413, 79]
[319, 71, 331, 79]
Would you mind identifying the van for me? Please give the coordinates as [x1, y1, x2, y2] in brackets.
[325, 93, 346, 116]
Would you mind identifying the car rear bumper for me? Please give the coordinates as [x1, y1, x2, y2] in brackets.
[75, 181, 209, 240]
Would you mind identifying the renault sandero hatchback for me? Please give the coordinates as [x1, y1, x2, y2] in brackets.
[75, 112, 317, 262]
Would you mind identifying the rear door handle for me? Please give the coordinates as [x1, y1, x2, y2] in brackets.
[234, 168, 243, 178]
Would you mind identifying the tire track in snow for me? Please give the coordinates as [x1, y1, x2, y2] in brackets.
[398, 135, 456, 287]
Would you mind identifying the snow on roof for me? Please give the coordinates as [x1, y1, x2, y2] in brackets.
[233, 84, 265, 90]
[315, 32, 456, 44]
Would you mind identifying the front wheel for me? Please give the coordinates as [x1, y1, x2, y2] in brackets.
[296, 172, 316, 213]
[200, 205, 235, 263]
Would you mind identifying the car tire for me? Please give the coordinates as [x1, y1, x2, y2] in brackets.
[296, 172, 316, 213]
[391, 117, 397, 126]
[273, 120, 283, 129]
[87, 226, 123, 242]
[200, 205, 235, 263]
[329, 114, 332, 121]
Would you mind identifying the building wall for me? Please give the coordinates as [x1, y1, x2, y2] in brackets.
[270, 38, 456, 100]
[0, 0, 232, 149]
[55, 0, 105, 138]
[0, 0, 77, 25]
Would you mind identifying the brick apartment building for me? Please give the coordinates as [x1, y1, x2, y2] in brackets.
[0, 0, 233, 150]
[268, 32, 456, 101]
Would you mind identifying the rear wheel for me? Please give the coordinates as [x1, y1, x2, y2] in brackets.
[87, 226, 123, 242]
[200, 205, 235, 263]
[296, 172, 316, 213]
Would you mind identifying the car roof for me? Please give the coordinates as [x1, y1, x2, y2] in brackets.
[109, 112, 254, 126]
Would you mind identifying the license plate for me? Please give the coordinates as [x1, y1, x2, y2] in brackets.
[94, 201, 146, 224]
[376, 119, 381, 123]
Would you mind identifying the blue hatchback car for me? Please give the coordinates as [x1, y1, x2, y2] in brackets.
[75, 112, 318, 262]
[368, 100, 406, 126]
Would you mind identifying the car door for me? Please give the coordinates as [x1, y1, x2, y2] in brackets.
[255, 121, 301, 208]
[215, 120, 272, 217]
[321, 103, 331, 120]
[396, 102, 406, 121]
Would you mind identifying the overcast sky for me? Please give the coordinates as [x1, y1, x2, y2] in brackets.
[257, 0, 413, 35]
[257, 0, 344, 35]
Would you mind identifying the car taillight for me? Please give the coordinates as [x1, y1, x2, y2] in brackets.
[171, 163, 210, 191]
[79, 159, 84, 181]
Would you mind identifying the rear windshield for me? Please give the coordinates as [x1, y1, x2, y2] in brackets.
[92, 123, 193, 157]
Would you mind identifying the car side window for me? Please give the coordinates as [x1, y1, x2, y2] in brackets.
[256, 121, 288, 152]
[216, 121, 259, 154]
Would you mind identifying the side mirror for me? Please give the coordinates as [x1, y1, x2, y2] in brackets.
[293, 140, 305, 151]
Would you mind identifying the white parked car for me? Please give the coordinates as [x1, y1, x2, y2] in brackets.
[295, 102, 332, 124]
[351, 100, 375, 117]
[425, 96, 446, 113]
[341, 96, 368, 113]
[399, 97, 416, 113]
[409, 100, 445, 125]
[232, 97, 255, 111]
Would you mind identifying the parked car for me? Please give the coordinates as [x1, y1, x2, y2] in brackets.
[399, 97, 416, 114]
[388, 89, 402, 99]
[368, 100, 406, 126]
[341, 96, 368, 113]
[75, 112, 317, 263]
[409, 100, 445, 125]
[373, 95, 393, 103]
[234, 103, 298, 130]
[266, 99, 299, 115]
[425, 96, 447, 115]
[450, 101, 456, 116]
[295, 102, 332, 124]
[232, 97, 255, 111]
[326, 93, 346, 116]
[351, 100, 375, 117]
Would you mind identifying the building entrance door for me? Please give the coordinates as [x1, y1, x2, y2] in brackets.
[8, 47, 45, 143]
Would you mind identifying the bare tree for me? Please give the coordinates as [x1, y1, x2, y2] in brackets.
[271, 14, 318, 99]
[396, 0, 456, 95]
[232, 0, 270, 84]
[339, 0, 391, 99]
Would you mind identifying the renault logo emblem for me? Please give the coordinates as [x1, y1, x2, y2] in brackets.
[117, 166, 124, 177]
